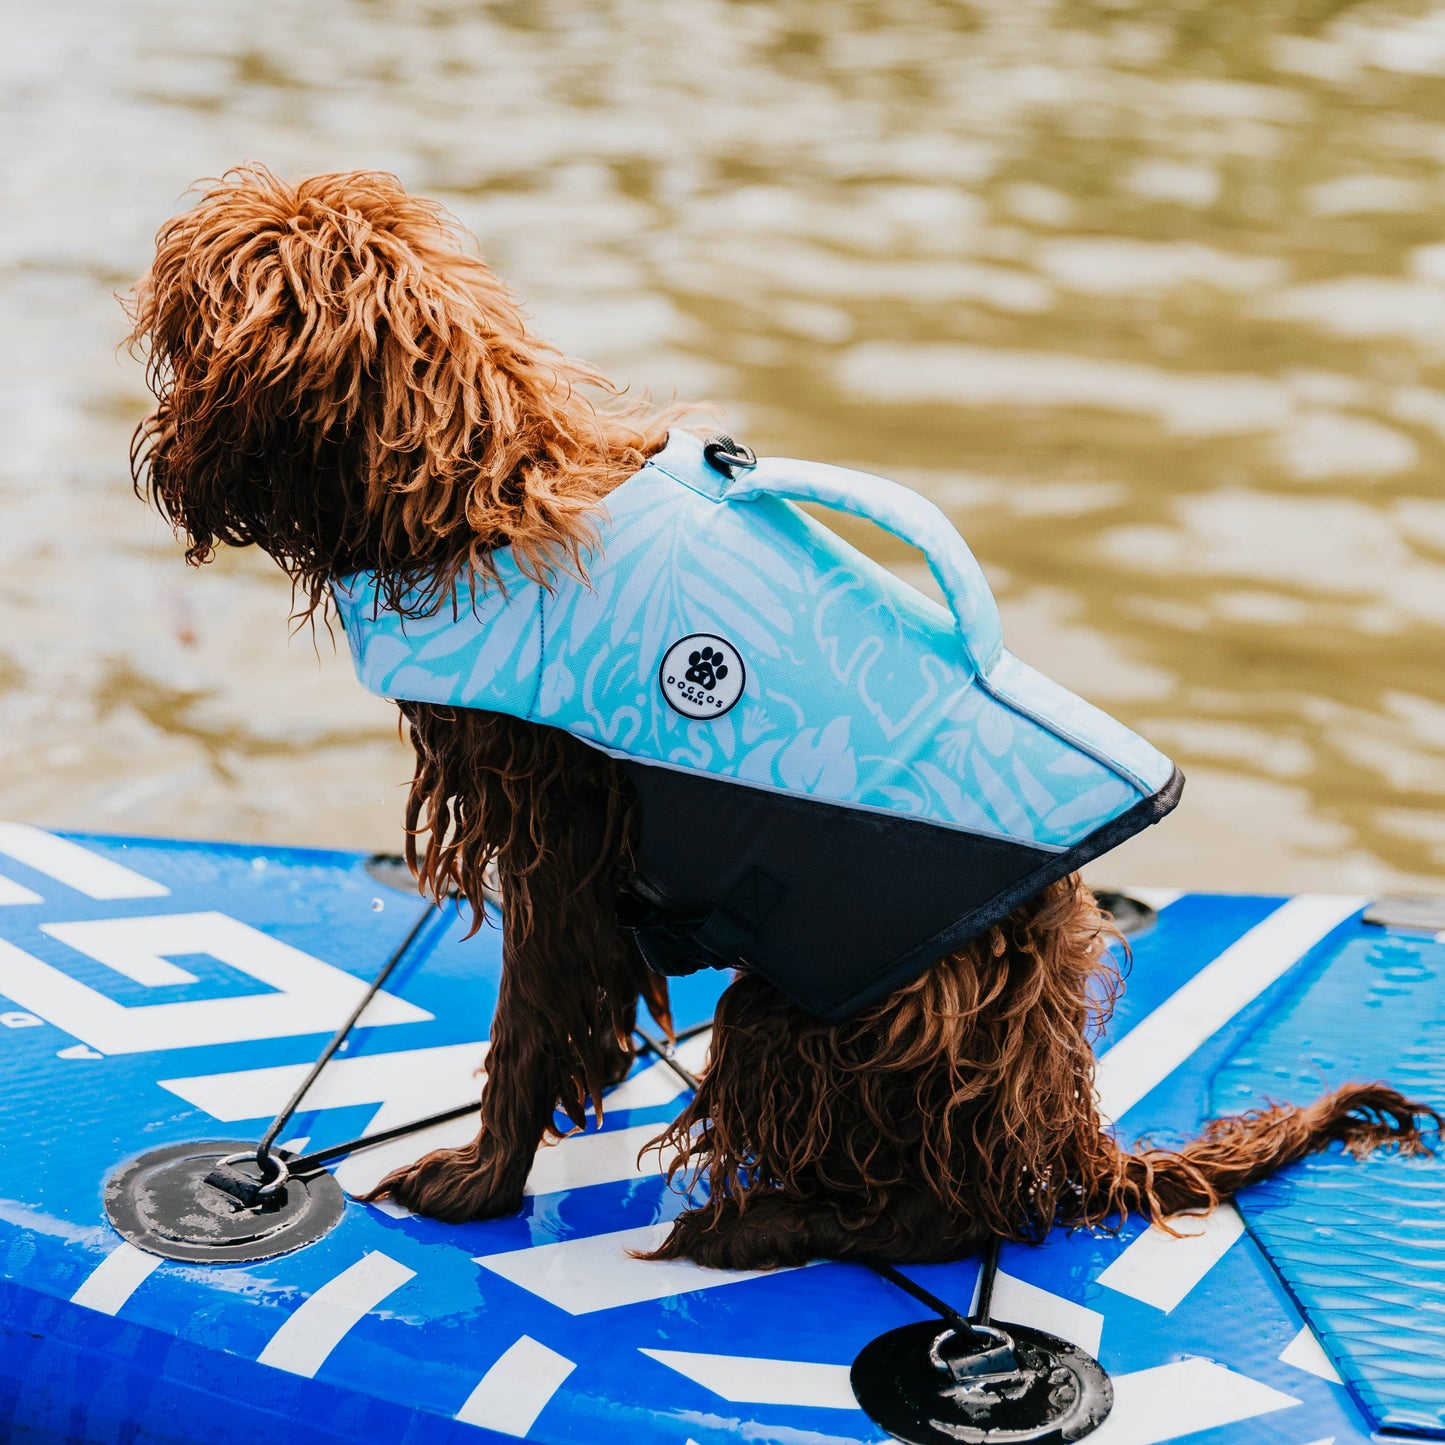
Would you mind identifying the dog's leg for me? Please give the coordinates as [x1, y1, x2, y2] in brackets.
[364, 917, 614, 1221]
[364, 707, 663, 1223]
[364, 860, 649, 1222]
[362, 943, 559, 1223]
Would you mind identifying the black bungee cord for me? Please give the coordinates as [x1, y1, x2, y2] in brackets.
[282, 1018, 713, 1179]
[205, 897, 453, 1204]
[866, 1234, 998, 1332]
[633, 1022, 703, 1091]
[285, 1100, 482, 1177]
[975, 1234, 999, 1325]
[204, 990, 713, 1196]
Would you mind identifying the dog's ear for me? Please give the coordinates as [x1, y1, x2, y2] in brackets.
[126, 165, 668, 616]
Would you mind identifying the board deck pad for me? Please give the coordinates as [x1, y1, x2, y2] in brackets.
[1214, 931, 1445, 1436]
[0, 827, 1438, 1444]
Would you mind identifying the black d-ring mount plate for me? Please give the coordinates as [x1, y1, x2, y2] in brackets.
[851, 1318, 1112, 1445]
[104, 1139, 345, 1264]
[1090, 890, 1158, 938]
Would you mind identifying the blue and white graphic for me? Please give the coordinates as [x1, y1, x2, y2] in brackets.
[0, 827, 1441, 1443]
[332, 432, 1177, 853]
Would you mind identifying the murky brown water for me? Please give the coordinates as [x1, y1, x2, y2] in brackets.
[3, 0, 1444, 892]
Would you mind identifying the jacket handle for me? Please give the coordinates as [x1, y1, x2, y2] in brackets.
[723, 457, 1004, 677]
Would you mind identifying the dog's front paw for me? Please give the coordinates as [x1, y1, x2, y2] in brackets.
[363, 1144, 525, 1223]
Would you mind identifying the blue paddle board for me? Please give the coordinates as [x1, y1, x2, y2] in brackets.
[0, 825, 1439, 1443]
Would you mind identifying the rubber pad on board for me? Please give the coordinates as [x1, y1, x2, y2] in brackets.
[1212, 930, 1445, 1437]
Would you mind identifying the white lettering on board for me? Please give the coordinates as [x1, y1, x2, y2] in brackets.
[0, 911, 431, 1055]
[0, 823, 170, 901]
[0, 876, 43, 907]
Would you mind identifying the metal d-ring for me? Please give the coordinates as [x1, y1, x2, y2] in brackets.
[216, 1150, 291, 1197]
[928, 1321, 1019, 1387]
[703, 433, 758, 476]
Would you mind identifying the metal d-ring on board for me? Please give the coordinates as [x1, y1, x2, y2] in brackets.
[854, 1238, 1114, 1445]
[102, 892, 454, 1262]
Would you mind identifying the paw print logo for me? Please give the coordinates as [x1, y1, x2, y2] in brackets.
[659, 634, 746, 720]
[685, 646, 729, 692]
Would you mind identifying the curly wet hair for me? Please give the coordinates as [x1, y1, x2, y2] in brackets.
[128, 164, 674, 618]
[125, 165, 1438, 1264]
[646, 876, 1437, 1266]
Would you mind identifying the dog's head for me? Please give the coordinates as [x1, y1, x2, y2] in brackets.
[126, 165, 670, 616]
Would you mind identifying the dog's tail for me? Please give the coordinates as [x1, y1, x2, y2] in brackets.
[1080, 1083, 1440, 1226]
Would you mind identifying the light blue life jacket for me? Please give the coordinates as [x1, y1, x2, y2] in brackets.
[333, 431, 1181, 1019]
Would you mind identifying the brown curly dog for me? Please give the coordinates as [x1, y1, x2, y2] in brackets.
[125, 166, 1438, 1269]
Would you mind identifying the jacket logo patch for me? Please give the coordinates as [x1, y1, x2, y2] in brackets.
[659, 634, 746, 719]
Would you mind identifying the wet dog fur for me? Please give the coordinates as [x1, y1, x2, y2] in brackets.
[126, 167, 1439, 1269]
